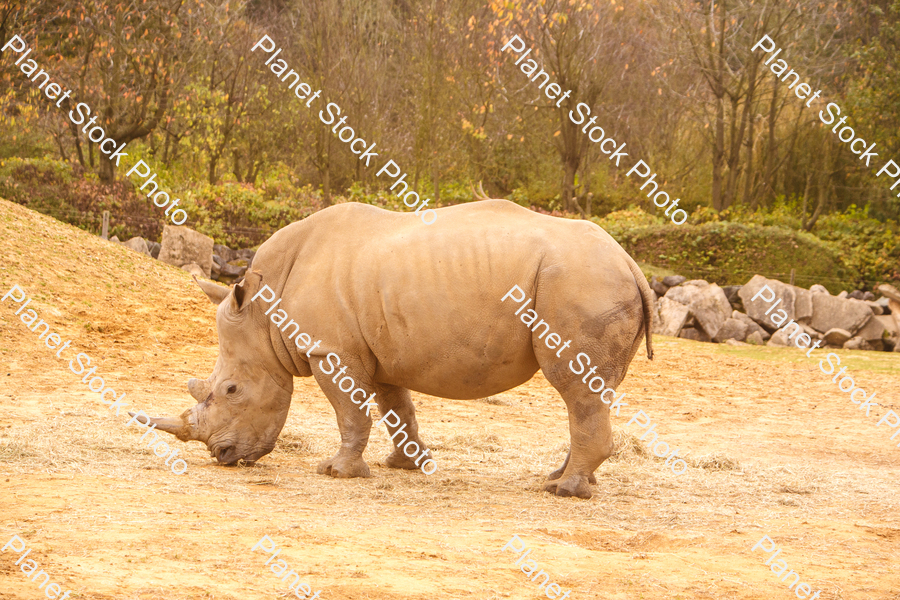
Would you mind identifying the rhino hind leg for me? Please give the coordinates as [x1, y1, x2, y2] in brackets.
[539, 358, 620, 499]
[541, 401, 613, 499]
[373, 383, 433, 470]
[547, 450, 597, 484]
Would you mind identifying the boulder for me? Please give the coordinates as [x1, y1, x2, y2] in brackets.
[147, 241, 161, 259]
[654, 297, 690, 337]
[662, 275, 686, 287]
[843, 336, 871, 351]
[875, 315, 899, 337]
[683, 279, 710, 287]
[110, 235, 121, 243]
[665, 284, 702, 306]
[738, 275, 813, 330]
[679, 283, 732, 339]
[863, 291, 875, 301]
[213, 243, 236, 263]
[181, 263, 206, 278]
[766, 328, 791, 347]
[679, 327, 710, 342]
[732, 311, 770, 341]
[722, 285, 744, 311]
[713, 317, 749, 343]
[823, 328, 852, 346]
[865, 301, 884, 315]
[650, 276, 669, 296]
[837, 290, 849, 299]
[159, 225, 214, 278]
[122, 236, 151, 256]
[809, 294, 873, 336]
[856, 316, 887, 343]
[810, 284, 829, 295]
[877, 283, 900, 302]
[848, 290, 865, 300]
[746, 330, 765, 345]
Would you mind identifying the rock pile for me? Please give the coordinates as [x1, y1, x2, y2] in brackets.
[110, 225, 254, 285]
[651, 274, 900, 353]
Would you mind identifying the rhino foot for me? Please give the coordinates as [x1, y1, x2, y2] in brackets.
[317, 455, 371, 478]
[542, 475, 594, 499]
[384, 448, 430, 470]
[548, 466, 596, 484]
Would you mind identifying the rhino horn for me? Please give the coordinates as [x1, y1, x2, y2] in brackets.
[128, 408, 200, 442]
[188, 378, 211, 403]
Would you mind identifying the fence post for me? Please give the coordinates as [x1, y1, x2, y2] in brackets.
[101, 211, 109, 240]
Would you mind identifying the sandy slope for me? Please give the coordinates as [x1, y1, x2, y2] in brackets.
[1, 197, 898, 600]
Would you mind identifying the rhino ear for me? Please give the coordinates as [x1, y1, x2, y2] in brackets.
[232, 271, 262, 312]
[194, 276, 230, 305]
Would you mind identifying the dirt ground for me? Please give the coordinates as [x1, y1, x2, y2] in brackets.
[1, 198, 898, 600]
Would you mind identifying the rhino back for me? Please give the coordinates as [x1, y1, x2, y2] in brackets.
[256, 201, 641, 398]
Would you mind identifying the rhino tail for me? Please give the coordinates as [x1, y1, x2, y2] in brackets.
[626, 258, 654, 360]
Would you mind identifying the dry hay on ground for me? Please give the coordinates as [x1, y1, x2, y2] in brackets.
[1, 198, 899, 599]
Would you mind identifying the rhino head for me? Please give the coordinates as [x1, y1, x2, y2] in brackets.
[146, 273, 294, 465]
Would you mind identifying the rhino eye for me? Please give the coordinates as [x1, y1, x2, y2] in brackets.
[227, 385, 237, 394]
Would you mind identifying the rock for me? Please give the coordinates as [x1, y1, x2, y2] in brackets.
[890, 299, 900, 326]
[865, 301, 884, 315]
[158, 225, 215, 278]
[679, 327, 710, 342]
[654, 297, 690, 337]
[746, 331, 765, 345]
[732, 311, 770, 341]
[725, 339, 750, 346]
[122, 236, 151, 256]
[843, 336, 871, 351]
[875, 315, 899, 337]
[876, 283, 900, 302]
[662, 275, 686, 287]
[181, 263, 206, 278]
[723, 285, 744, 311]
[665, 285, 702, 306]
[681, 283, 732, 339]
[738, 275, 812, 331]
[856, 316, 887, 343]
[837, 290, 849, 299]
[767, 328, 791, 346]
[713, 317, 749, 343]
[110, 235, 121, 243]
[650, 276, 669, 297]
[799, 322, 822, 341]
[863, 291, 875, 301]
[810, 284, 829, 294]
[848, 290, 865, 300]
[147, 241, 161, 259]
[823, 328, 852, 346]
[683, 279, 710, 287]
[810, 294, 873, 336]
[665, 283, 733, 339]
[213, 244, 236, 263]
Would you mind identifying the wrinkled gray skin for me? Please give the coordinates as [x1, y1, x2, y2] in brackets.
[148, 200, 653, 498]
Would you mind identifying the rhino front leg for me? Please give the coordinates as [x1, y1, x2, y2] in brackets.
[373, 383, 433, 471]
[313, 371, 372, 479]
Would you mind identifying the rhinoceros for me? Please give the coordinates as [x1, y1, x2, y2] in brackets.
[145, 200, 654, 498]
